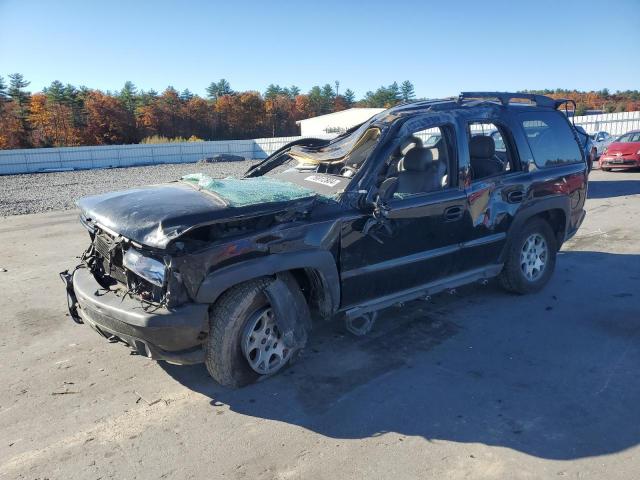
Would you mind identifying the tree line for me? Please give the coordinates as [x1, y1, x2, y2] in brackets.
[523, 89, 640, 115]
[0, 74, 417, 150]
[2, 74, 639, 150]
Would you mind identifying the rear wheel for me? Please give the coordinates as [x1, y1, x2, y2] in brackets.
[499, 218, 557, 294]
[602, 167, 611, 172]
[204, 277, 298, 388]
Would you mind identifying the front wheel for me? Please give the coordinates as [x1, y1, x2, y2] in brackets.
[204, 277, 302, 388]
[499, 218, 557, 294]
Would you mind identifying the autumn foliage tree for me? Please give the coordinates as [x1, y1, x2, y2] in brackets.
[2, 74, 640, 151]
[84, 91, 137, 145]
[0, 100, 24, 149]
[28, 93, 82, 147]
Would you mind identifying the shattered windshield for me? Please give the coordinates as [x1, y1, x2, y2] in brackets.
[181, 174, 317, 207]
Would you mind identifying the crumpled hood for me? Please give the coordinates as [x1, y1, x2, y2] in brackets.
[77, 178, 317, 249]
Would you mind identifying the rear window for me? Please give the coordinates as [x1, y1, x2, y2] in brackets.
[519, 112, 583, 167]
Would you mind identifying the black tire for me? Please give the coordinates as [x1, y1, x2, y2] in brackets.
[204, 276, 302, 388]
[602, 167, 611, 172]
[499, 218, 557, 294]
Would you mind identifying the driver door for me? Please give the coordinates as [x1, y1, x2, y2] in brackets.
[339, 122, 468, 308]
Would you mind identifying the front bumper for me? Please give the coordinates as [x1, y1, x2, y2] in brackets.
[65, 268, 209, 364]
[600, 157, 640, 169]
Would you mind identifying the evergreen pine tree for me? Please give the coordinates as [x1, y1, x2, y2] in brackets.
[288, 85, 300, 97]
[265, 84, 283, 100]
[400, 80, 415, 102]
[344, 89, 356, 106]
[0, 76, 8, 99]
[119, 81, 138, 113]
[44, 80, 66, 103]
[180, 89, 194, 101]
[8, 73, 30, 106]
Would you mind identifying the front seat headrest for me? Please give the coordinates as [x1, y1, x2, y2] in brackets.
[402, 147, 434, 171]
[469, 136, 495, 159]
[399, 136, 423, 156]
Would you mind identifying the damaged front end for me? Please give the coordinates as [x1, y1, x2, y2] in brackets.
[61, 175, 325, 365]
[61, 225, 209, 364]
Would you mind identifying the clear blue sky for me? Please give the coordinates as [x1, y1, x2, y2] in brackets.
[1, 0, 638, 99]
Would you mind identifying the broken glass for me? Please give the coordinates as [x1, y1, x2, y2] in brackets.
[181, 173, 317, 207]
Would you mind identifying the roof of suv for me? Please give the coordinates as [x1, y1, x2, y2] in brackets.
[382, 91, 567, 118]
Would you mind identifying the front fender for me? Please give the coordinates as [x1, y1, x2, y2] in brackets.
[194, 250, 340, 311]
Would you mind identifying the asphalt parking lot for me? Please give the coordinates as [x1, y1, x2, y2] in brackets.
[0, 169, 639, 479]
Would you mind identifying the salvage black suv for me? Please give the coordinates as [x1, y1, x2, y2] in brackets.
[62, 92, 588, 387]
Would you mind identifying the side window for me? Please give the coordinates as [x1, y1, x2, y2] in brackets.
[520, 112, 583, 167]
[383, 125, 454, 198]
[467, 122, 516, 181]
[491, 130, 506, 152]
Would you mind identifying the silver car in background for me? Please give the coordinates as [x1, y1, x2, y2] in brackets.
[591, 131, 614, 158]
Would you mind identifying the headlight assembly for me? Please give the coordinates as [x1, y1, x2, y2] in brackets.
[123, 248, 165, 286]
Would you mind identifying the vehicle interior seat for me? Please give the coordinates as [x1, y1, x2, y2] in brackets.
[385, 136, 423, 178]
[400, 136, 423, 155]
[396, 147, 447, 194]
[432, 139, 450, 188]
[469, 135, 503, 179]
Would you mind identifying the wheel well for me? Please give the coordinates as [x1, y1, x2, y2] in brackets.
[289, 268, 334, 321]
[534, 209, 566, 246]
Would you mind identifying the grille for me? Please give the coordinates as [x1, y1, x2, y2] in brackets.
[93, 233, 128, 284]
[94, 234, 111, 260]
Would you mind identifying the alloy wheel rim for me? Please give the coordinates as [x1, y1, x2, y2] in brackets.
[241, 306, 290, 375]
[520, 233, 547, 282]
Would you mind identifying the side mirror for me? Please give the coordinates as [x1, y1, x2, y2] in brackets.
[376, 177, 398, 203]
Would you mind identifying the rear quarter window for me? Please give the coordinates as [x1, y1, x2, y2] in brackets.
[519, 112, 583, 168]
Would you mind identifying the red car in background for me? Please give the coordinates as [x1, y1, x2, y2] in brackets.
[599, 130, 640, 171]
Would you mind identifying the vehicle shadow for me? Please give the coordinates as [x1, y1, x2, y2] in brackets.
[161, 250, 640, 461]
[588, 178, 640, 199]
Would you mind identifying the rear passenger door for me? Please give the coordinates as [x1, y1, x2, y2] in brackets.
[459, 111, 587, 273]
[459, 119, 527, 271]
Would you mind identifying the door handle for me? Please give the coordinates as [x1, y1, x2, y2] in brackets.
[507, 190, 524, 203]
[444, 205, 464, 222]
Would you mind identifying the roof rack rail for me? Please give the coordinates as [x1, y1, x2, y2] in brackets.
[459, 92, 559, 109]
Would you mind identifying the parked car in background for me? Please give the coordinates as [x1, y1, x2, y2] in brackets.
[574, 125, 595, 171]
[591, 131, 614, 158]
[61, 92, 588, 388]
[599, 130, 640, 171]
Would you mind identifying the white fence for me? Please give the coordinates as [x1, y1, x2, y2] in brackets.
[0, 136, 322, 175]
[1, 111, 639, 175]
[572, 110, 640, 136]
